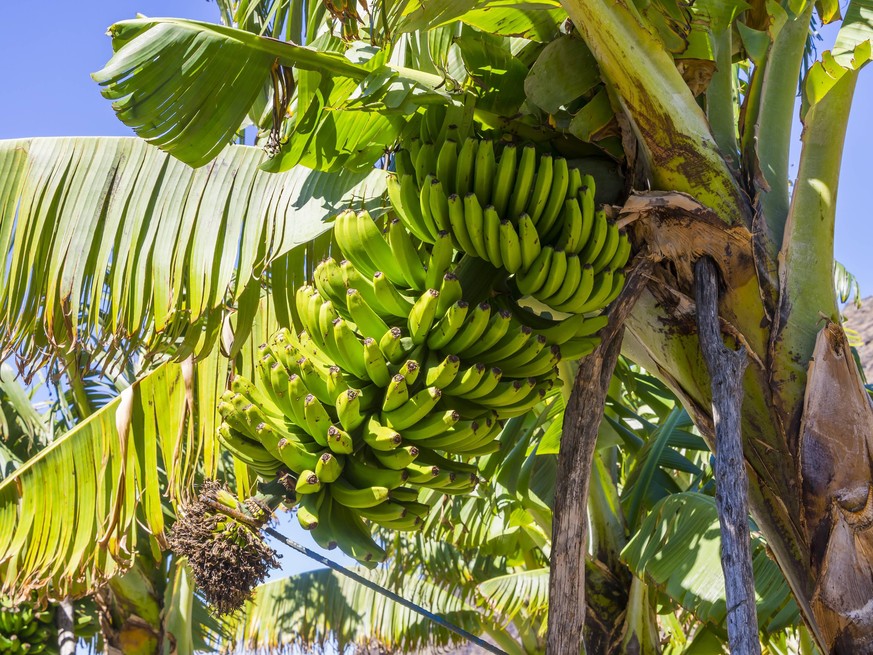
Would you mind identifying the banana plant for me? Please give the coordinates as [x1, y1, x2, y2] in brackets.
[2, 0, 872, 652]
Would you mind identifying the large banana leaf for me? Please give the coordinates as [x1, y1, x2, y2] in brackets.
[231, 567, 483, 653]
[0, 137, 385, 374]
[621, 492, 800, 635]
[0, 360, 206, 601]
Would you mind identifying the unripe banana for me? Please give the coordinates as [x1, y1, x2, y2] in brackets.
[330, 479, 391, 509]
[498, 219, 523, 273]
[455, 137, 478, 197]
[400, 409, 461, 441]
[552, 257, 594, 314]
[483, 206, 503, 268]
[442, 362, 487, 396]
[297, 491, 322, 530]
[425, 231, 454, 291]
[609, 231, 632, 271]
[427, 300, 469, 350]
[408, 289, 440, 345]
[296, 470, 322, 494]
[386, 218, 427, 290]
[336, 388, 367, 431]
[327, 425, 355, 455]
[346, 288, 390, 341]
[315, 451, 344, 483]
[437, 273, 463, 315]
[381, 386, 442, 430]
[425, 354, 461, 388]
[526, 152, 553, 223]
[544, 254, 582, 306]
[473, 139, 496, 205]
[557, 198, 584, 254]
[463, 192, 488, 260]
[428, 177, 453, 233]
[379, 327, 408, 364]
[578, 209, 608, 264]
[590, 220, 620, 273]
[373, 444, 420, 470]
[397, 359, 421, 387]
[575, 269, 615, 314]
[447, 193, 477, 254]
[345, 453, 409, 489]
[436, 139, 458, 194]
[515, 246, 553, 296]
[414, 142, 436, 187]
[382, 374, 409, 412]
[444, 302, 491, 354]
[536, 248, 567, 299]
[332, 318, 368, 380]
[461, 309, 513, 358]
[537, 156, 569, 234]
[362, 337, 392, 387]
[492, 143, 517, 217]
[364, 416, 403, 451]
[508, 144, 537, 220]
[372, 271, 414, 317]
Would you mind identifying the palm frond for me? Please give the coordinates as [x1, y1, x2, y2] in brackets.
[0, 137, 385, 375]
[0, 361, 204, 601]
[230, 567, 483, 654]
[621, 492, 801, 635]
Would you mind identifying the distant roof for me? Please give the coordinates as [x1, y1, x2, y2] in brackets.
[843, 296, 873, 383]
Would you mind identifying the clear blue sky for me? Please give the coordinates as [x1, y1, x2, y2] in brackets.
[0, 0, 870, 582]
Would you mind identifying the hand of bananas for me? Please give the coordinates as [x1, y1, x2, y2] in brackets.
[216, 110, 632, 568]
[0, 600, 57, 655]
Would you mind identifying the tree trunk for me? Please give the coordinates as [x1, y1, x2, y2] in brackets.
[617, 193, 873, 652]
[547, 258, 652, 654]
[56, 598, 76, 655]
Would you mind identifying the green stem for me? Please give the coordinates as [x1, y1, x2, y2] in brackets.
[771, 70, 857, 429]
[559, 0, 749, 225]
[706, 29, 740, 170]
[755, 1, 816, 246]
[63, 350, 93, 419]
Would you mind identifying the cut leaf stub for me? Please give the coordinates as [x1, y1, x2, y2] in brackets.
[168, 481, 279, 615]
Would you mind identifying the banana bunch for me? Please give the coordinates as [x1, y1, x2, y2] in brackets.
[388, 127, 631, 317]
[0, 599, 57, 655]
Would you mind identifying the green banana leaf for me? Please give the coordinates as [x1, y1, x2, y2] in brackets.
[0, 137, 385, 374]
[477, 568, 550, 627]
[621, 492, 801, 635]
[228, 567, 483, 653]
[0, 357, 220, 601]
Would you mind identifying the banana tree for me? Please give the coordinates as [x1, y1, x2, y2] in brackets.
[2, 0, 872, 652]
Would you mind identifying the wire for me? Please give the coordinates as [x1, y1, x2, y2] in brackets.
[264, 527, 508, 655]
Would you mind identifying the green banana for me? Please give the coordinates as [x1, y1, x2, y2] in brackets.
[609, 230, 632, 271]
[455, 137, 478, 197]
[296, 470, 322, 494]
[492, 143, 517, 217]
[444, 302, 491, 354]
[386, 218, 427, 290]
[442, 362, 487, 396]
[436, 139, 458, 194]
[401, 409, 461, 441]
[373, 271, 415, 317]
[425, 354, 461, 387]
[498, 219, 523, 274]
[381, 386, 442, 430]
[463, 191, 488, 260]
[464, 367, 503, 400]
[578, 209, 608, 264]
[327, 425, 355, 455]
[473, 139, 496, 206]
[437, 273, 463, 315]
[517, 213, 542, 274]
[461, 309, 513, 358]
[315, 452, 344, 483]
[373, 444, 420, 470]
[515, 246, 553, 296]
[575, 269, 615, 313]
[590, 220, 620, 273]
[428, 177, 452, 233]
[537, 156, 569, 234]
[336, 388, 367, 431]
[382, 374, 410, 412]
[329, 478, 391, 509]
[408, 288, 440, 344]
[379, 327, 408, 364]
[345, 453, 409, 489]
[483, 206, 503, 268]
[362, 337, 391, 387]
[427, 300, 469, 350]
[297, 490, 323, 530]
[552, 263, 595, 314]
[425, 230, 454, 290]
[414, 141, 436, 187]
[363, 416, 403, 451]
[478, 324, 534, 362]
[303, 394, 331, 446]
[526, 152, 553, 223]
[332, 318, 368, 379]
[346, 288, 389, 341]
[557, 197, 584, 254]
[447, 192, 477, 254]
[508, 144, 537, 220]
[536, 248, 567, 299]
[544, 253, 582, 306]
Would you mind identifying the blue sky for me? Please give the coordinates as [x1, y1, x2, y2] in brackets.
[0, 0, 870, 587]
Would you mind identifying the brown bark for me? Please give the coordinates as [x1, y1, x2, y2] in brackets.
[799, 323, 873, 653]
[547, 257, 653, 654]
[694, 257, 760, 655]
